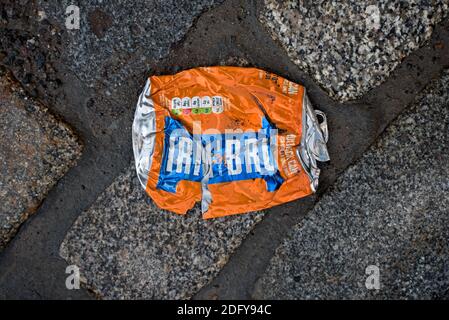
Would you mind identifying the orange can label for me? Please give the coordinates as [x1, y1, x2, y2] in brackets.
[132, 67, 329, 219]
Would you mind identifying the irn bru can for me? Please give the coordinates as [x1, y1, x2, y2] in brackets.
[132, 67, 329, 219]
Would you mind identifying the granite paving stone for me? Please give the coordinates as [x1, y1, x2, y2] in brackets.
[253, 70, 449, 299]
[38, 0, 225, 86]
[60, 164, 264, 299]
[260, 0, 449, 101]
[0, 68, 82, 251]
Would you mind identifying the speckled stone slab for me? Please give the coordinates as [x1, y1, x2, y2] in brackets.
[253, 71, 449, 299]
[38, 0, 224, 85]
[60, 164, 264, 299]
[0, 69, 82, 251]
[260, 0, 449, 101]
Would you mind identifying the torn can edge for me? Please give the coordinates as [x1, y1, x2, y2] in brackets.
[132, 78, 156, 190]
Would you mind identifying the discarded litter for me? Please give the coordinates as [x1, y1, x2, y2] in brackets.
[132, 67, 329, 219]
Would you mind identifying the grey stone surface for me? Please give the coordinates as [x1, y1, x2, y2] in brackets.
[253, 70, 449, 299]
[260, 0, 449, 101]
[60, 164, 264, 299]
[0, 69, 82, 251]
[38, 0, 224, 85]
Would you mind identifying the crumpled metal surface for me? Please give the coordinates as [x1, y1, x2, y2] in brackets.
[132, 66, 329, 219]
[298, 94, 330, 192]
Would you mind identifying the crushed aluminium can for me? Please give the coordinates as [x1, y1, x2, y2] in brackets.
[132, 67, 329, 219]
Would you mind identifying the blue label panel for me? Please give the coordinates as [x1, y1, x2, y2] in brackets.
[157, 117, 283, 193]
